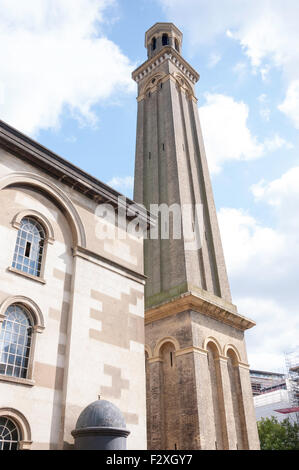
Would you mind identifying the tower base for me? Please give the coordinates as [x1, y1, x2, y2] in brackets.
[144, 291, 260, 450]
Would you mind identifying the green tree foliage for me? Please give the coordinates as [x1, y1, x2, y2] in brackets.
[258, 416, 299, 450]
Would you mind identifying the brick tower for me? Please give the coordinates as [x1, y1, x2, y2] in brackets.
[133, 23, 260, 450]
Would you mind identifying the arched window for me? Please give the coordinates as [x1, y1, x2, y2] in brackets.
[0, 417, 20, 450]
[0, 305, 32, 379]
[151, 37, 156, 50]
[162, 34, 169, 46]
[12, 217, 45, 277]
[175, 38, 179, 52]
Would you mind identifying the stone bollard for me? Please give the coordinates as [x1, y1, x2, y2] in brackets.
[71, 399, 130, 450]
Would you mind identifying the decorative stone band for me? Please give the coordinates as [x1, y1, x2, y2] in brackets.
[7, 266, 47, 285]
[0, 375, 35, 387]
[73, 245, 146, 285]
[71, 427, 131, 438]
[132, 46, 199, 85]
[148, 347, 250, 369]
[19, 440, 33, 450]
[147, 357, 163, 364]
[145, 290, 256, 331]
[175, 346, 208, 358]
[137, 74, 198, 103]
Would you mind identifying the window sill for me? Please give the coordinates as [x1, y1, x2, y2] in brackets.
[7, 267, 46, 284]
[0, 374, 35, 387]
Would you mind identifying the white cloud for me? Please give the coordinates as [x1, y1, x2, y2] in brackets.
[107, 176, 134, 192]
[0, 0, 135, 136]
[218, 208, 284, 276]
[218, 167, 299, 370]
[260, 108, 270, 122]
[263, 135, 293, 153]
[258, 94, 267, 104]
[207, 53, 221, 68]
[65, 135, 77, 144]
[199, 93, 291, 173]
[159, 0, 299, 74]
[278, 80, 299, 129]
[258, 94, 271, 122]
[236, 297, 297, 372]
[260, 64, 271, 82]
[232, 62, 248, 80]
[251, 166, 299, 230]
[159, 0, 299, 128]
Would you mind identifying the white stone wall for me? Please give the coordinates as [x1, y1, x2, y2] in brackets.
[0, 149, 147, 450]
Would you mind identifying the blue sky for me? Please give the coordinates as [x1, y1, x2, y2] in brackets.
[1, 0, 299, 372]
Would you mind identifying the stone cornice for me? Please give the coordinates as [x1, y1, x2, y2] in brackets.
[73, 245, 147, 285]
[145, 290, 256, 331]
[0, 120, 155, 228]
[132, 47, 200, 85]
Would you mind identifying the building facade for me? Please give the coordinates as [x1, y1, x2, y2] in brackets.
[251, 358, 299, 424]
[250, 370, 286, 396]
[0, 121, 150, 450]
[0, 22, 261, 451]
[133, 23, 260, 450]
[254, 390, 293, 423]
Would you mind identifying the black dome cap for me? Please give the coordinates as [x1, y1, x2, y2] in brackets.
[75, 400, 126, 430]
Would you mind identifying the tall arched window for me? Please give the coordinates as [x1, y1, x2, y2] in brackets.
[151, 37, 157, 50]
[162, 34, 169, 46]
[0, 417, 20, 450]
[174, 38, 179, 52]
[12, 217, 45, 277]
[0, 305, 32, 379]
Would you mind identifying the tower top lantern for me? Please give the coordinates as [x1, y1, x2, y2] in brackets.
[145, 22, 183, 59]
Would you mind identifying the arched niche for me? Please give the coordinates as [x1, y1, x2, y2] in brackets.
[226, 347, 248, 449]
[206, 340, 227, 450]
[203, 336, 223, 356]
[159, 340, 180, 450]
[0, 172, 86, 248]
[162, 33, 169, 46]
[224, 344, 242, 364]
[154, 336, 180, 358]
[173, 73, 194, 98]
[141, 72, 166, 96]
[145, 345, 153, 359]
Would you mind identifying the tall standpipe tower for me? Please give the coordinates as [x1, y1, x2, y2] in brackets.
[133, 23, 260, 450]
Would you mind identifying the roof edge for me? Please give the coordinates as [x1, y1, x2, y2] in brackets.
[0, 119, 155, 227]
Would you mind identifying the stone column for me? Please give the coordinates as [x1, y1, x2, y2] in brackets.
[192, 348, 216, 450]
[237, 364, 260, 449]
[134, 98, 145, 204]
[217, 357, 238, 449]
[175, 350, 201, 449]
[147, 358, 164, 450]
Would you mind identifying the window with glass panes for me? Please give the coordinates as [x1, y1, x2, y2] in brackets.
[0, 305, 32, 379]
[12, 217, 45, 277]
[0, 417, 20, 450]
